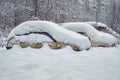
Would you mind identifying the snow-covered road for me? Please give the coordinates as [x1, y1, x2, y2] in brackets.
[0, 45, 120, 80]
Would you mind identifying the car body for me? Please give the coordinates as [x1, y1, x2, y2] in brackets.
[61, 22, 118, 47]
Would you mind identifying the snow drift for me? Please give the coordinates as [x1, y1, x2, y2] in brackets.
[0, 45, 120, 80]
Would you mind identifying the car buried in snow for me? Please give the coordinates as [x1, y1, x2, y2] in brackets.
[61, 22, 118, 47]
[84, 21, 120, 39]
[6, 21, 91, 51]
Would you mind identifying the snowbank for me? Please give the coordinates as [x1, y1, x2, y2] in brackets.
[7, 21, 91, 50]
[61, 22, 117, 45]
[0, 45, 120, 80]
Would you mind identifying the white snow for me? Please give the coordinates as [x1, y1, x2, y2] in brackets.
[92, 32, 117, 45]
[15, 34, 53, 43]
[61, 22, 98, 37]
[7, 21, 91, 50]
[61, 22, 118, 45]
[83, 22, 120, 44]
[84, 22, 120, 39]
[84, 21, 108, 28]
[0, 37, 7, 47]
[0, 45, 120, 80]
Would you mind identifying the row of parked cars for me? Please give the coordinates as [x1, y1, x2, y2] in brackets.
[6, 21, 119, 51]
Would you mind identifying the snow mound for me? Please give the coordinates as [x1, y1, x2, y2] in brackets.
[7, 21, 91, 50]
[61, 22, 117, 45]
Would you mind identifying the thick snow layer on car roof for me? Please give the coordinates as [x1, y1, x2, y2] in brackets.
[7, 21, 91, 50]
[84, 21, 108, 28]
[61, 22, 98, 37]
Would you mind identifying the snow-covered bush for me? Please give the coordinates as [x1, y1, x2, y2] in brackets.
[7, 21, 91, 50]
[61, 22, 118, 46]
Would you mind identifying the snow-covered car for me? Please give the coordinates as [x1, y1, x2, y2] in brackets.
[84, 21, 120, 39]
[61, 22, 118, 47]
[6, 21, 91, 51]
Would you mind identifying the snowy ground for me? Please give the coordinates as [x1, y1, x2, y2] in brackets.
[0, 44, 120, 80]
